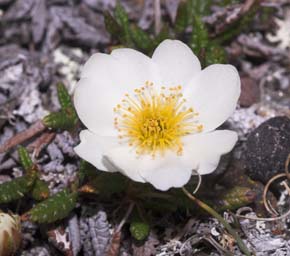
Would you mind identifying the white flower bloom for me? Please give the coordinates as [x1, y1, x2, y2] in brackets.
[74, 39, 240, 191]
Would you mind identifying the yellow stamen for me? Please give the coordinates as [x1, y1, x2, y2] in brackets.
[114, 82, 203, 157]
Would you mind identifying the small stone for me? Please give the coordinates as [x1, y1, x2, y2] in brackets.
[244, 116, 290, 184]
[239, 75, 260, 107]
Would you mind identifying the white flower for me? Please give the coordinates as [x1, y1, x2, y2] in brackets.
[74, 39, 240, 191]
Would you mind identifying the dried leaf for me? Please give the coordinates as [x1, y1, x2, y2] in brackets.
[80, 208, 111, 256]
[106, 230, 121, 256]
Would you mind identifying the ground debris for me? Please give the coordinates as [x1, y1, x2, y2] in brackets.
[132, 231, 159, 256]
[80, 207, 111, 256]
[0, 0, 290, 255]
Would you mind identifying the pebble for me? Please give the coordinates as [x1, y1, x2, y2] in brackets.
[244, 116, 290, 184]
[239, 75, 260, 107]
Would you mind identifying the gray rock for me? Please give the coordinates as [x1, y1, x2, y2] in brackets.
[244, 116, 290, 184]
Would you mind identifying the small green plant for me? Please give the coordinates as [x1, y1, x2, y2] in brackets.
[43, 83, 78, 131]
[24, 189, 78, 223]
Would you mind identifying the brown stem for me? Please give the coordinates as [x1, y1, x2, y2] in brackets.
[154, 0, 161, 35]
[0, 120, 47, 153]
[27, 131, 56, 158]
[182, 187, 252, 256]
[116, 201, 134, 232]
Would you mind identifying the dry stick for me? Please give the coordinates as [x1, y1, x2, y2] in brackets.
[237, 155, 290, 222]
[203, 235, 234, 256]
[236, 207, 290, 222]
[182, 187, 252, 256]
[262, 173, 286, 216]
[241, 0, 257, 13]
[285, 154, 290, 179]
[262, 155, 290, 216]
[106, 202, 135, 256]
[28, 131, 56, 158]
[154, 0, 161, 36]
[0, 120, 47, 153]
[116, 201, 135, 233]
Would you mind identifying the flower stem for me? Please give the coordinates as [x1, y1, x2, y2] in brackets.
[182, 187, 252, 256]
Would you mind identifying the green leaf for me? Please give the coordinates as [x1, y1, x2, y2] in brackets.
[130, 221, 150, 241]
[57, 82, 73, 110]
[0, 166, 37, 204]
[190, 0, 212, 16]
[104, 10, 122, 38]
[218, 0, 239, 7]
[114, 3, 133, 46]
[154, 24, 170, 46]
[43, 82, 78, 131]
[27, 189, 78, 223]
[189, 15, 208, 55]
[31, 179, 50, 201]
[0, 177, 32, 204]
[18, 146, 33, 171]
[43, 108, 78, 131]
[78, 160, 97, 185]
[130, 24, 154, 52]
[175, 1, 189, 34]
[211, 186, 256, 212]
[205, 42, 227, 66]
[88, 172, 128, 197]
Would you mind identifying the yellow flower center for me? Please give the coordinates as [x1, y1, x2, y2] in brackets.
[114, 81, 203, 157]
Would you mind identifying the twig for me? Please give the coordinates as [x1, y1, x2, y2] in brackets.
[236, 208, 290, 222]
[237, 156, 290, 222]
[285, 154, 290, 180]
[262, 173, 285, 216]
[0, 120, 46, 153]
[211, 0, 258, 38]
[173, 218, 197, 241]
[28, 131, 56, 158]
[241, 0, 256, 13]
[203, 235, 234, 256]
[236, 207, 253, 216]
[116, 201, 135, 233]
[154, 0, 161, 36]
[182, 187, 252, 256]
[106, 202, 135, 256]
[263, 155, 290, 216]
[106, 230, 121, 256]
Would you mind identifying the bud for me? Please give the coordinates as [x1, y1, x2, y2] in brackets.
[0, 212, 21, 256]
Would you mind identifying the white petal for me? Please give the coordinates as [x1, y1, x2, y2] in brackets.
[152, 39, 201, 86]
[182, 130, 238, 175]
[74, 130, 118, 172]
[184, 64, 241, 132]
[110, 48, 161, 89]
[81, 50, 161, 90]
[105, 145, 149, 183]
[106, 145, 192, 190]
[74, 50, 161, 136]
[138, 152, 193, 191]
[74, 77, 121, 136]
[80, 52, 115, 79]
